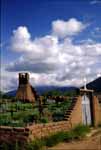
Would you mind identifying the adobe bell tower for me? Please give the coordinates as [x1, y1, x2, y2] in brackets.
[16, 73, 36, 103]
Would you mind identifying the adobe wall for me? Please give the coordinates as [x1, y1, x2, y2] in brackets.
[28, 121, 71, 141]
[100, 105, 101, 124]
[68, 96, 82, 128]
[93, 96, 101, 126]
[0, 126, 29, 144]
[0, 118, 81, 144]
[66, 95, 101, 127]
[0, 96, 83, 144]
[0, 121, 71, 144]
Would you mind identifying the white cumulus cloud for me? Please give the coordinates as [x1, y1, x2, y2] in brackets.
[1, 18, 101, 91]
[52, 18, 86, 38]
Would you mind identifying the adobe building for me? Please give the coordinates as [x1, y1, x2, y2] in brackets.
[64, 86, 101, 127]
[80, 88, 101, 126]
[16, 73, 37, 103]
[86, 77, 101, 104]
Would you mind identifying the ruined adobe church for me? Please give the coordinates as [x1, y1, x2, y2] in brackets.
[16, 73, 37, 103]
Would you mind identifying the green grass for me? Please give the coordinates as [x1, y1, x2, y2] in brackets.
[27, 139, 45, 150]
[0, 99, 72, 126]
[47, 100, 72, 121]
[0, 109, 39, 126]
[72, 124, 91, 139]
[0, 102, 34, 112]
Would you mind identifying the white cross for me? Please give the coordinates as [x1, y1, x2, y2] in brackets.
[83, 77, 87, 90]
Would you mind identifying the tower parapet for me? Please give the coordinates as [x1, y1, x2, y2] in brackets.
[19, 73, 29, 85]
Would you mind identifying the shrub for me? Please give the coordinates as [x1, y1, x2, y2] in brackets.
[62, 131, 75, 142]
[72, 124, 90, 139]
[27, 139, 44, 150]
[44, 133, 61, 147]
[40, 117, 49, 123]
[23, 114, 35, 123]
[44, 131, 75, 147]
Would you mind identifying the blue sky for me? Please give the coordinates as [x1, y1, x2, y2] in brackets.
[1, 0, 101, 91]
[1, 0, 101, 39]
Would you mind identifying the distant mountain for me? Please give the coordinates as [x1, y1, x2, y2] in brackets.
[86, 77, 101, 92]
[5, 77, 101, 97]
[35, 86, 78, 95]
[6, 90, 17, 97]
[5, 86, 78, 97]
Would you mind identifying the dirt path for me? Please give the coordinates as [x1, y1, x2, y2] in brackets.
[48, 132, 101, 150]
